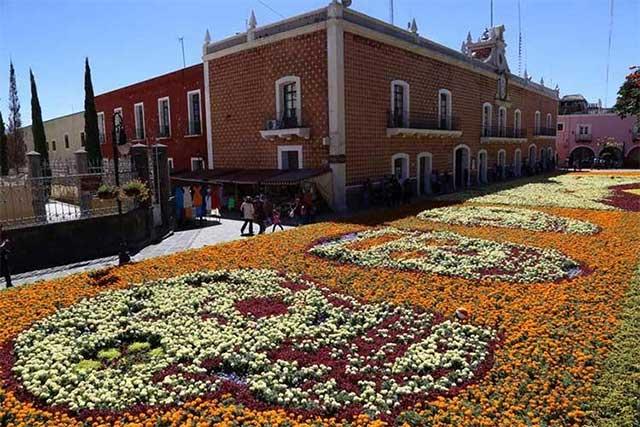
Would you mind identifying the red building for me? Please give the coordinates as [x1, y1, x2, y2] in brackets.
[203, 3, 559, 210]
[95, 64, 207, 173]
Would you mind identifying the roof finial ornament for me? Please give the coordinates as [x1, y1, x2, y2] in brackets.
[248, 9, 257, 30]
[523, 68, 529, 81]
[540, 76, 544, 86]
[410, 18, 418, 34]
[204, 29, 211, 44]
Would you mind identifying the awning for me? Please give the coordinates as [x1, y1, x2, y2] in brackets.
[263, 168, 331, 185]
[171, 168, 332, 186]
[215, 169, 285, 185]
[170, 169, 239, 185]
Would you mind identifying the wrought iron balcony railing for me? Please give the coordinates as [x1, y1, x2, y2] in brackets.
[576, 133, 592, 142]
[534, 127, 556, 137]
[387, 111, 461, 131]
[481, 127, 528, 138]
[264, 114, 303, 131]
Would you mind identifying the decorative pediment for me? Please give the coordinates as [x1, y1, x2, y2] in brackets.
[462, 25, 510, 73]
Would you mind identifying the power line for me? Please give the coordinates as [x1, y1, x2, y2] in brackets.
[257, 0, 285, 19]
[604, 0, 615, 108]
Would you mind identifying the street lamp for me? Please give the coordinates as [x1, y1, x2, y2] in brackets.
[112, 110, 131, 265]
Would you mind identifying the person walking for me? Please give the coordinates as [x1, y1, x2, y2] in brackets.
[0, 226, 12, 289]
[271, 208, 284, 232]
[240, 197, 255, 236]
[254, 195, 266, 235]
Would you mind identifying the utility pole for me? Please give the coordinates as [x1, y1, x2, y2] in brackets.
[390, 0, 394, 25]
[178, 37, 186, 69]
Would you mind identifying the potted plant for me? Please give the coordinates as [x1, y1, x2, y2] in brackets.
[97, 184, 119, 200]
[122, 179, 151, 205]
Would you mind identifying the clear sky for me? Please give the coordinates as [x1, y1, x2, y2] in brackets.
[0, 0, 638, 125]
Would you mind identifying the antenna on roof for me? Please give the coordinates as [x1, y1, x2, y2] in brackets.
[490, 0, 494, 27]
[178, 37, 186, 69]
[604, 0, 615, 107]
[518, 0, 522, 76]
[390, 0, 394, 25]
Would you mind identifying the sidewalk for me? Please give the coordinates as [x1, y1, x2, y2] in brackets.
[6, 218, 292, 288]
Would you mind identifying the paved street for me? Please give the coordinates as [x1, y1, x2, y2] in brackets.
[6, 218, 292, 288]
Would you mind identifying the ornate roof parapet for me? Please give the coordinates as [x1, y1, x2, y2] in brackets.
[462, 26, 509, 73]
[247, 10, 257, 41]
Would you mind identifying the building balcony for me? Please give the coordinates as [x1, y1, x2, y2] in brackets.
[260, 115, 310, 140]
[481, 128, 528, 143]
[533, 127, 557, 138]
[576, 133, 592, 142]
[386, 112, 463, 138]
[158, 125, 171, 139]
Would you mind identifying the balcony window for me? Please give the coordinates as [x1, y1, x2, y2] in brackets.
[534, 111, 541, 135]
[577, 124, 592, 142]
[158, 97, 171, 138]
[134, 102, 145, 140]
[498, 107, 507, 137]
[187, 90, 202, 135]
[546, 113, 553, 130]
[275, 76, 302, 128]
[390, 80, 410, 128]
[514, 109, 522, 137]
[482, 103, 493, 137]
[438, 89, 452, 130]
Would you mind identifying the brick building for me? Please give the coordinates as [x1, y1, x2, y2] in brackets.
[203, 2, 559, 209]
[95, 64, 207, 173]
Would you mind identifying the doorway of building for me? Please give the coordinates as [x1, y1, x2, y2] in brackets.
[514, 149, 522, 176]
[453, 145, 470, 189]
[477, 150, 488, 184]
[392, 153, 409, 182]
[417, 153, 432, 195]
[570, 147, 595, 168]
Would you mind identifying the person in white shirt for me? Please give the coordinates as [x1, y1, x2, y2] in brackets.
[240, 197, 255, 236]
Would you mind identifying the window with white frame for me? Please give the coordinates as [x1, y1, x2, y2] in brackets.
[557, 122, 565, 132]
[546, 113, 552, 130]
[190, 157, 205, 171]
[577, 124, 591, 135]
[278, 145, 303, 170]
[498, 107, 507, 136]
[391, 153, 410, 181]
[167, 158, 174, 172]
[134, 103, 145, 140]
[97, 112, 105, 144]
[514, 109, 522, 136]
[64, 134, 70, 149]
[390, 80, 410, 128]
[275, 76, 302, 128]
[438, 89, 452, 130]
[534, 111, 541, 134]
[187, 90, 202, 135]
[482, 103, 493, 137]
[158, 97, 171, 137]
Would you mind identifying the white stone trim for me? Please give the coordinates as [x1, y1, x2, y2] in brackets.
[133, 102, 145, 140]
[190, 156, 205, 171]
[277, 145, 303, 170]
[546, 112, 553, 129]
[260, 127, 310, 140]
[452, 144, 471, 189]
[167, 157, 174, 172]
[497, 148, 507, 167]
[275, 76, 302, 126]
[391, 152, 410, 180]
[514, 109, 522, 134]
[157, 97, 171, 138]
[480, 137, 528, 144]
[390, 80, 410, 127]
[386, 128, 462, 138]
[186, 89, 202, 136]
[438, 88, 452, 130]
[204, 60, 214, 169]
[416, 151, 433, 195]
[482, 102, 493, 136]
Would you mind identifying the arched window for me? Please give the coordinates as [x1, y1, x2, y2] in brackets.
[390, 80, 410, 128]
[438, 89, 452, 130]
[534, 111, 541, 135]
[546, 113, 553, 131]
[514, 148, 522, 176]
[482, 103, 493, 137]
[275, 76, 302, 127]
[498, 107, 507, 137]
[514, 109, 522, 137]
[391, 153, 410, 181]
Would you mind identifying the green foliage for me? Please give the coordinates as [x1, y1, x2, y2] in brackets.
[74, 359, 101, 373]
[83, 58, 102, 165]
[590, 265, 640, 427]
[97, 348, 121, 361]
[127, 341, 151, 354]
[0, 111, 8, 176]
[613, 66, 640, 119]
[29, 69, 49, 165]
[97, 184, 119, 199]
[122, 179, 151, 204]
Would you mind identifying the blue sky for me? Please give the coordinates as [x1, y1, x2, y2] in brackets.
[0, 0, 638, 125]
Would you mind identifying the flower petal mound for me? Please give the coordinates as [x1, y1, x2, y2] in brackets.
[309, 227, 582, 283]
[417, 205, 599, 234]
[10, 269, 496, 420]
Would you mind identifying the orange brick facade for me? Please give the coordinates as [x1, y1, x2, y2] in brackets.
[343, 32, 558, 185]
[209, 32, 329, 170]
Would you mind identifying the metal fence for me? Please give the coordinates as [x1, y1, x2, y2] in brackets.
[0, 158, 138, 230]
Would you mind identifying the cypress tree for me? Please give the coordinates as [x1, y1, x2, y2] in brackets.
[7, 61, 25, 171]
[83, 58, 102, 165]
[30, 69, 49, 165]
[0, 112, 8, 176]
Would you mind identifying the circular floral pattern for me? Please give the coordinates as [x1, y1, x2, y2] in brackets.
[11, 269, 496, 419]
[309, 227, 582, 283]
[417, 205, 600, 234]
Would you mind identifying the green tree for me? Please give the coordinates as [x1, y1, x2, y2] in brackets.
[7, 61, 26, 171]
[0, 111, 8, 176]
[30, 69, 49, 165]
[83, 58, 102, 165]
[613, 66, 640, 119]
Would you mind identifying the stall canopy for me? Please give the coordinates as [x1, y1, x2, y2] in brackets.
[171, 168, 331, 186]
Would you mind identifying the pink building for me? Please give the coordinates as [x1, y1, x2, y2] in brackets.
[557, 95, 640, 168]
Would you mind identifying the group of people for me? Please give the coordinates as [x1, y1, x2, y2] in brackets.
[174, 184, 222, 224]
[239, 192, 315, 236]
[361, 176, 414, 208]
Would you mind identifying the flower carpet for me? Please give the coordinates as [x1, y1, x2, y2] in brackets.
[1, 171, 639, 426]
